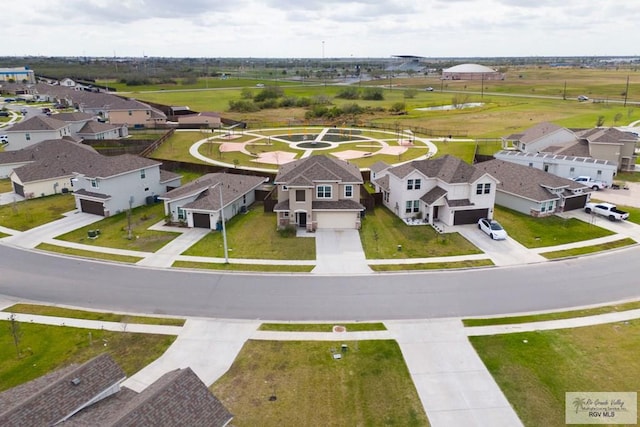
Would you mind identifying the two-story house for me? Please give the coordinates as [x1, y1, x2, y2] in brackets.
[3, 115, 73, 151]
[273, 156, 365, 231]
[372, 155, 499, 226]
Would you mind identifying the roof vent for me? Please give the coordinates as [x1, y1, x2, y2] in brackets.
[71, 378, 81, 386]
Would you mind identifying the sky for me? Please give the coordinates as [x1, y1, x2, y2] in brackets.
[2, 0, 639, 58]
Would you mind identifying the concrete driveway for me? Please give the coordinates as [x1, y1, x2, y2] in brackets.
[312, 229, 371, 274]
[0, 192, 24, 206]
[456, 224, 546, 266]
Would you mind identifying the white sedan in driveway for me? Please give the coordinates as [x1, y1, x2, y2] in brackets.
[478, 218, 508, 240]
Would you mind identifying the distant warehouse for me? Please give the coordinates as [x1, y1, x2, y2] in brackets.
[0, 66, 35, 84]
[442, 63, 504, 81]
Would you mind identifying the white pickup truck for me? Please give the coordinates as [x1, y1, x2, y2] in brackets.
[584, 202, 629, 221]
[573, 176, 608, 190]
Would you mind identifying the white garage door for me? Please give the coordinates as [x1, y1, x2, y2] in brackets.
[316, 212, 356, 229]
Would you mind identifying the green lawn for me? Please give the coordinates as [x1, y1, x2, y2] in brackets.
[360, 206, 481, 258]
[54, 203, 179, 252]
[493, 206, 614, 248]
[211, 340, 429, 426]
[463, 300, 640, 327]
[258, 323, 387, 332]
[0, 178, 13, 193]
[36, 242, 144, 263]
[0, 194, 77, 231]
[370, 259, 494, 271]
[0, 321, 175, 392]
[2, 303, 185, 326]
[540, 237, 636, 259]
[172, 260, 314, 273]
[470, 320, 640, 427]
[149, 130, 212, 163]
[182, 203, 316, 260]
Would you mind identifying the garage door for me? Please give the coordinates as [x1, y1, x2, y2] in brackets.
[193, 213, 211, 228]
[563, 194, 588, 211]
[316, 212, 356, 229]
[453, 208, 488, 225]
[12, 182, 24, 197]
[80, 199, 105, 216]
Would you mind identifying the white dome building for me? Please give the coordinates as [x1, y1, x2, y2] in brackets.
[442, 63, 504, 81]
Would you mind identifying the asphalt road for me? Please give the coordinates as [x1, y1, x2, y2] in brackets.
[1, 244, 639, 320]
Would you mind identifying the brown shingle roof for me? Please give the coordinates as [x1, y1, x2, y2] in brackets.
[476, 159, 588, 202]
[52, 112, 95, 122]
[388, 154, 485, 183]
[507, 122, 566, 143]
[6, 115, 69, 132]
[312, 199, 365, 210]
[275, 155, 363, 185]
[162, 172, 266, 211]
[0, 353, 126, 426]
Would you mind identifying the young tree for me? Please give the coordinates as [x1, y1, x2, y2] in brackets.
[8, 314, 22, 357]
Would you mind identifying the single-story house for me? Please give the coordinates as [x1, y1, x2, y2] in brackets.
[177, 112, 222, 128]
[476, 159, 591, 216]
[76, 120, 129, 140]
[3, 115, 73, 151]
[372, 154, 499, 226]
[160, 172, 267, 229]
[273, 155, 365, 230]
[0, 353, 234, 427]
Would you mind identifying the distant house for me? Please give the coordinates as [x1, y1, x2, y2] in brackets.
[3, 115, 73, 151]
[0, 66, 35, 84]
[76, 120, 128, 140]
[59, 78, 77, 87]
[177, 112, 222, 128]
[372, 155, 498, 226]
[502, 122, 638, 172]
[273, 155, 365, 230]
[0, 353, 233, 427]
[160, 172, 267, 229]
[476, 159, 591, 216]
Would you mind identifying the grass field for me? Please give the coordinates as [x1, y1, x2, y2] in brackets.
[0, 321, 175, 392]
[370, 259, 494, 271]
[182, 203, 316, 260]
[493, 205, 614, 248]
[36, 242, 144, 263]
[258, 323, 387, 332]
[54, 203, 179, 252]
[470, 320, 640, 427]
[0, 178, 13, 193]
[540, 237, 636, 259]
[210, 340, 429, 426]
[0, 194, 77, 231]
[360, 206, 482, 258]
[172, 260, 314, 273]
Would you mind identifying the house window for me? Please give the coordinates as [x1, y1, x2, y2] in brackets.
[484, 183, 491, 194]
[317, 185, 332, 199]
[296, 190, 306, 202]
[283, 211, 289, 217]
[128, 110, 132, 116]
[177, 207, 186, 220]
[383, 191, 389, 202]
[597, 170, 602, 177]
[26, 133, 31, 141]
[528, 163, 533, 167]
[407, 179, 421, 190]
[570, 167, 575, 174]
[90, 179, 98, 189]
[476, 183, 483, 195]
[140, 169, 146, 179]
[344, 185, 353, 198]
[543, 164, 549, 172]
[282, 185, 288, 192]
[405, 200, 419, 213]
[243, 194, 246, 204]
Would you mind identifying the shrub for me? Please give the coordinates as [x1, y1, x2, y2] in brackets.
[253, 86, 284, 102]
[341, 103, 363, 115]
[278, 225, 297, 237]
[279, 97, 298, 108]
[336, 87, 360, 100]
[228, 99, 260, 112]
[362, 87, 384, 100]
[390, 102, 406, 113]
[296, 97, 312, 107]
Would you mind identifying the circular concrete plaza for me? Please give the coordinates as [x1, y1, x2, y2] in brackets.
[188, 126, 439, 170]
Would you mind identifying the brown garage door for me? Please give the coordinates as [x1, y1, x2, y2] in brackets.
[192, 213, 211, 228]
[453, 208, 489, 225]
[80, 199, 105, 216]
[563, 194, 588, 211]
[13, 182, 24, 197]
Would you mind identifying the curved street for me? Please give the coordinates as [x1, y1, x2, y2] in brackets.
[1, 242, 639, 320]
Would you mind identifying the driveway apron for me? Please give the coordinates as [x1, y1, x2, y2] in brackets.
[456, 225, 546, 266]
[3, 211, 102, 249]
[312, 229, 371, 274]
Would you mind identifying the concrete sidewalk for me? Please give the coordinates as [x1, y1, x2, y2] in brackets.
[136, 227, 210, 268]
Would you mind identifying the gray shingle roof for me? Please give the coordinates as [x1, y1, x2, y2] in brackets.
[576, 127, 638, 144]
[372, 175, 390, 191]
[6, 115, 69, 132]
[505, 122, 566, 143]
[312, 199, 365, 210]
[275, 155, 363, 185]
[388, 154, 485, 183]
[476, 159, 589, 202]
[369, 160, 390, 174]
[162, 173, 266, 211]
[420, 186, 447, 204]
[52, 112, 95, 122]
[77, 121, 121, 135]
[0, 353, 126, 426]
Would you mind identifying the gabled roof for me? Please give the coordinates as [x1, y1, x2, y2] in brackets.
[420, 186, 447, 205]
[161, 172, 266, 211]
[505, 122, 568, 143]
[77, 120, 121, 135]
[576, 127, 638, 144]
[387, 154, 486, 184]
[0, 353, 125, 426]
[109, 368, 233, 427]
[372, 175, 390, 191]
[77, 154, 161, 179]
[369, 160, 390, 174]
[476, 159, 588, 202]
[6, 115, 69, 132]
[275, 155, 363, 185]
[53, 112, 95, 122]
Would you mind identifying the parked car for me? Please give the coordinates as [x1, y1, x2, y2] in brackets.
[425, 87, 434, 92]
[572, 176, 608, 190]
[0, 135, 9, 144]
[578, 95, 589, 102]
[0, 111, 10, 117]
[41, 107, 51, 114]
[584, 202, 629, 221]
[478, 218, 508, 240]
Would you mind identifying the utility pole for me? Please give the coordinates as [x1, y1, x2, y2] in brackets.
[624, 75, 630, 107]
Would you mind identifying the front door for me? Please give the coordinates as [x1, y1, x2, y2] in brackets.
[297, 212, 307, 228]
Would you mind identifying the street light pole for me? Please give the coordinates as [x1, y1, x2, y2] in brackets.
[213, 182, 229, 263]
